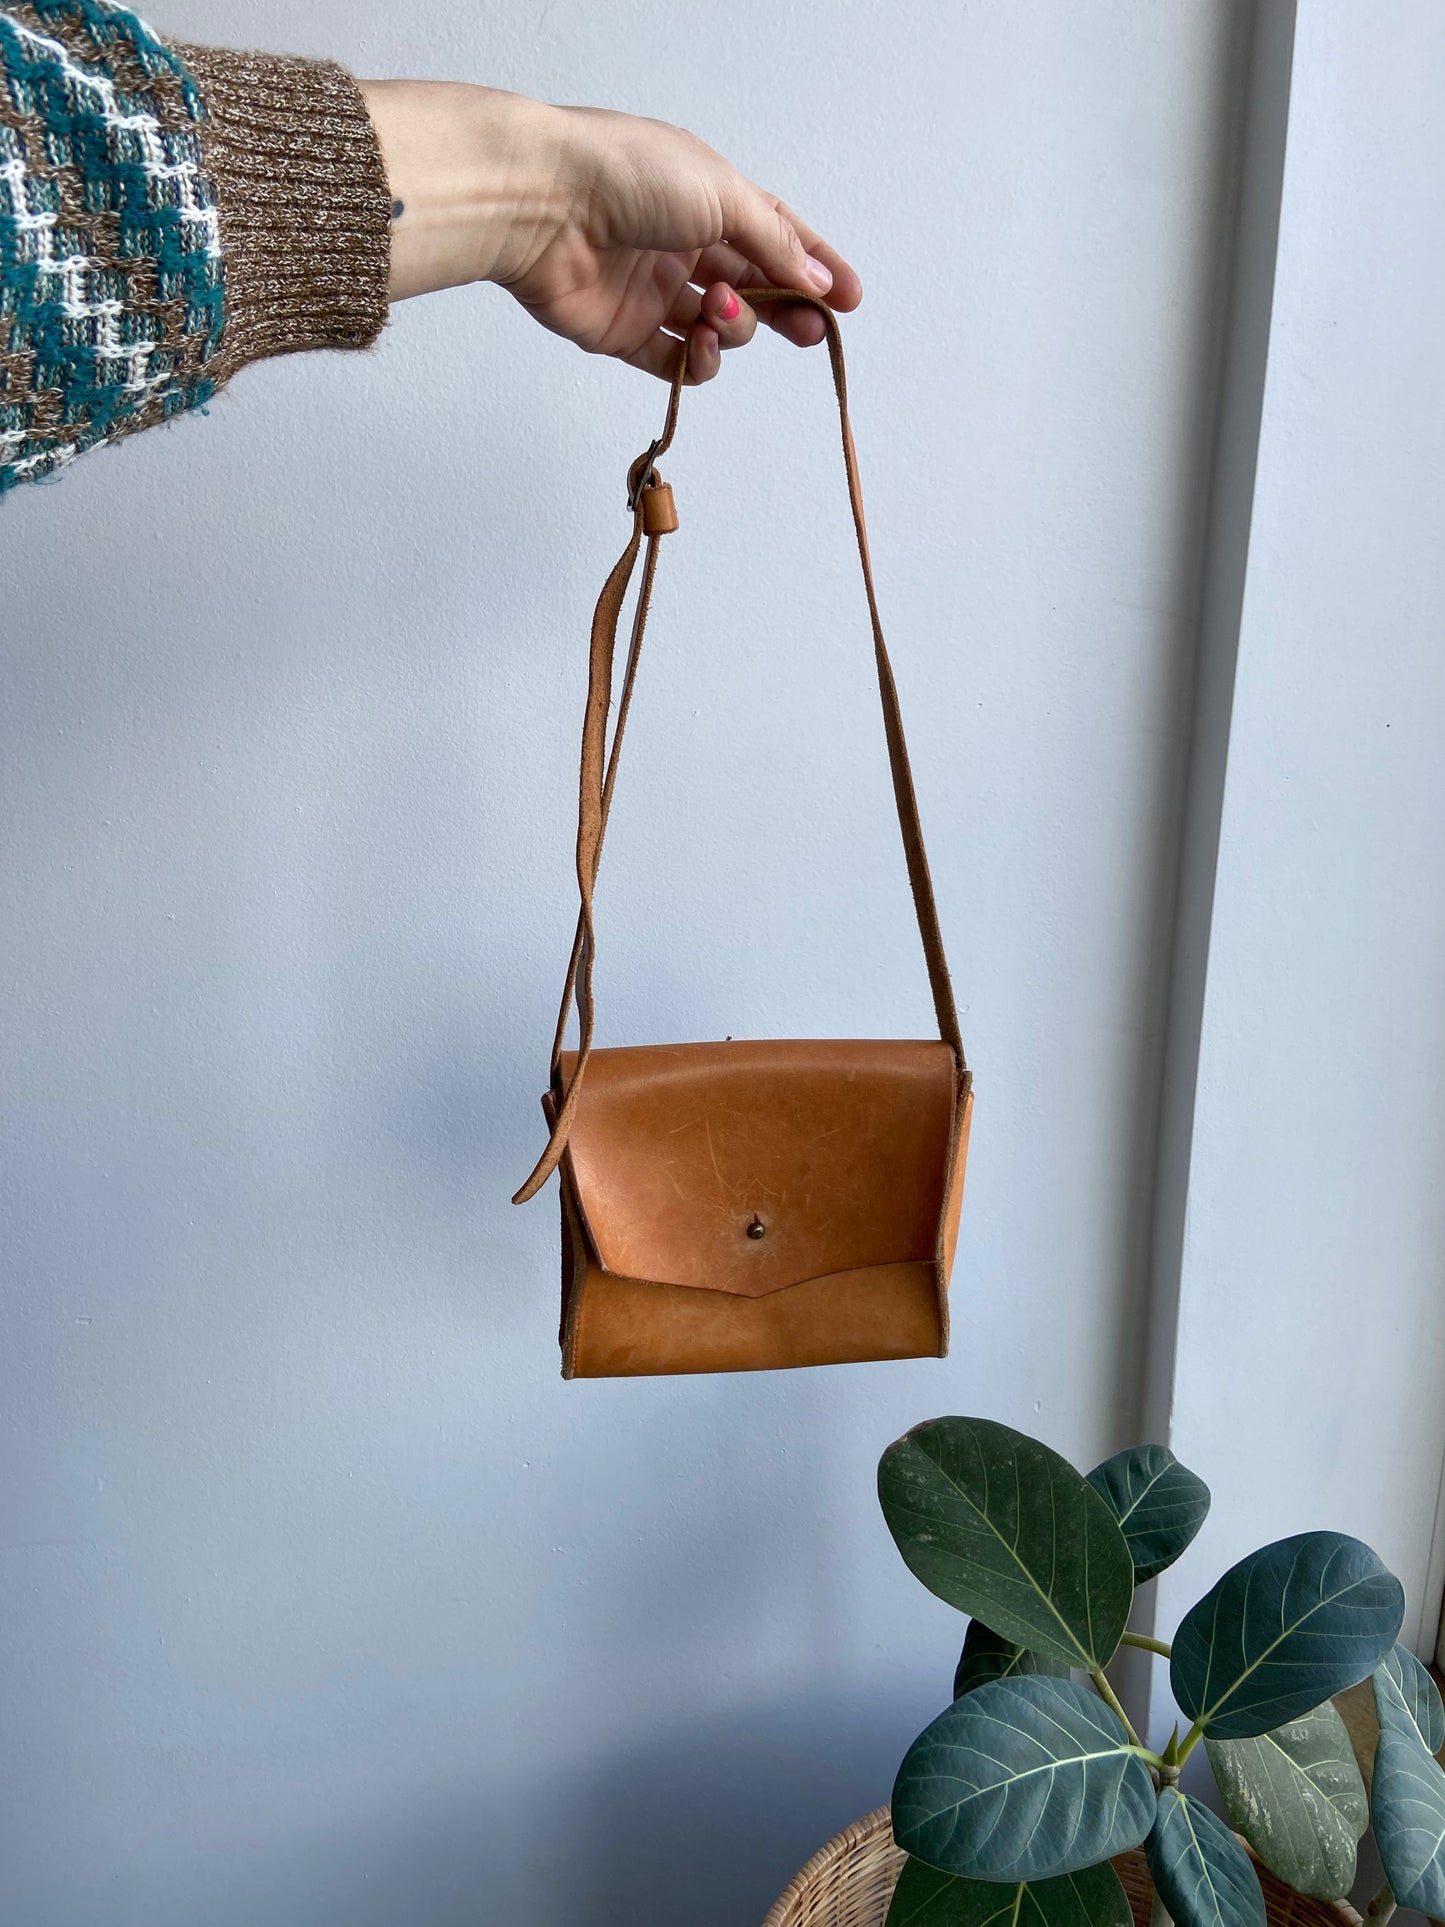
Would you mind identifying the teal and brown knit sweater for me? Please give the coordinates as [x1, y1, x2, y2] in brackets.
[0, 0, 392, 494]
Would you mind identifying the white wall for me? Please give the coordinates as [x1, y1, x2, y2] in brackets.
[6, 4, 1441, 1925]
[1145, 0, 1445, 1702]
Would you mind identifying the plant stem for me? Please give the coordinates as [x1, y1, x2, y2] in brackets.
[1090, 1667, 1143, 1749]
[1364, 1881, 1397, 1924]
[1121, 1632, 1173, 1658]
[1146, 1760, 1182, 1921]
[1175, 1720, 1205, 1764]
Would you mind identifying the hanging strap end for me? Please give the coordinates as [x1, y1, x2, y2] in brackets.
[513, 1137, 561, 1206]
[513, 1082, 576, 1205]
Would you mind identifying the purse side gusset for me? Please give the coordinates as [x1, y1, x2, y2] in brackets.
[933, 1063, 976, 1357]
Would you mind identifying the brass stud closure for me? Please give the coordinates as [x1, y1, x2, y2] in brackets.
[746, 1215, 766, 1240]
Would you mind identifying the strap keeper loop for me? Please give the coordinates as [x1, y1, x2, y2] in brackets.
[641, 480, 678, 535]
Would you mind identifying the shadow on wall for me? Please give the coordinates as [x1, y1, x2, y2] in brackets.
[545, 1687, 909, 1927]
[117, 1691, 913, 1927]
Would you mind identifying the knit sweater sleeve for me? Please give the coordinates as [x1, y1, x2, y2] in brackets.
[0, 2, 392, 495]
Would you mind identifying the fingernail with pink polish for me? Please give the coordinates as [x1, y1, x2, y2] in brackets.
[719, 290, 740, 321]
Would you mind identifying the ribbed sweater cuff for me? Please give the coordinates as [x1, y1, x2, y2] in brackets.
[172, 43, 392, 374]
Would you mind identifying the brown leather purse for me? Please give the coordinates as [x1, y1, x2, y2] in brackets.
[513, 287, 972, 1378]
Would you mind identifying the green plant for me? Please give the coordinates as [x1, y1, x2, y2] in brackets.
[876, 1416, 1445, 1927]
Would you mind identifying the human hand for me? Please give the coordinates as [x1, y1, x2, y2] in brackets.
[356, 80, 861, 384]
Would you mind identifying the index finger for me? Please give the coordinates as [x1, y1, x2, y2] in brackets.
[690, 233, 862, 349]
[770, 196, 862, 314]
[714, 175, 862, 314]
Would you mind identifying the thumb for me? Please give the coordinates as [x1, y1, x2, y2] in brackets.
[719, 181, 834, 296]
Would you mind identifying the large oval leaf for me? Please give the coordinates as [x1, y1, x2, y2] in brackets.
[1205, 1701, 1366, 1900]
[1147, 1789, 1266, 1927]
[1371, 1720, 1445, 1915]
[884, 1855, 1132, 1927]
[1085, 1444, 1210, 1584]
[891, 1676, 1156, 1883]
[954, 1620, 1071, 1700]
[1373, 1642, 1445, 1754]
[878, 1417, 1134, 1668]
[1170, 1532, 1404, 1739]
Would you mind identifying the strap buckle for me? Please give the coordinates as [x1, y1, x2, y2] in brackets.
[626, 438, 663, 512]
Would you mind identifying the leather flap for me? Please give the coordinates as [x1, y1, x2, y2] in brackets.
[555, 1038, 960, 1298]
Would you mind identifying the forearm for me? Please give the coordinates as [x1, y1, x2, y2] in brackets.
[356, 80, 567, 301]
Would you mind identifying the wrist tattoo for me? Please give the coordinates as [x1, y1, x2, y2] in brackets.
[391, 199, 405, 221]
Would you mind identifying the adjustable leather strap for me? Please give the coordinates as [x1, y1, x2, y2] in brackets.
[513, 286, 963, 1205]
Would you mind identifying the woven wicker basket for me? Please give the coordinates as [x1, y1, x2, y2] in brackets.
[761, 1807, 1363, 1927]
